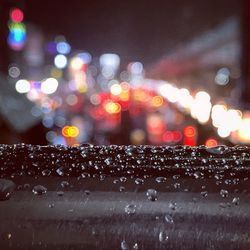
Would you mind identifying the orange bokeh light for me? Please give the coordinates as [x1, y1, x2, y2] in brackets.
[205, 138, 218, 147]
[184, 126, 196, 138]
[62, 126, 79, 138]
[152, 95, 164, 107]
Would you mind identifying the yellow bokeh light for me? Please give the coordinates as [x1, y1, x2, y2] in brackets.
[104, 102, 121, 114]
[70, 57, 84, 71]
[238, 118, 250, 141]
[51, 68, 62, 78]
[119, 91, 129, 101]
[152, 95, 164, 107]
[62, 126, 79, 138]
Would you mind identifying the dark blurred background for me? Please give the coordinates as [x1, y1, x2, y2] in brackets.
[0, 0, 250, 146]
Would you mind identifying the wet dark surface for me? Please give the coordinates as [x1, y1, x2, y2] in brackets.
[0, 144, 250, 249]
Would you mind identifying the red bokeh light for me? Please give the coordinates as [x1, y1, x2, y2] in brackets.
[183, 126, 196, 138]
[163, 131, 174, 142]
[10, 8, 24, 23]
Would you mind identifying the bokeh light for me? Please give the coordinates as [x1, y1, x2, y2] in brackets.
[8, 66, 20, 78]
[104, 101, 121, 114]
[10, 8, 24, 23]
[15, 79, 30, 93]
[70, 57, 84, 71]
[110, 83, 122, 96]
[54, 54, 68, 69]
[41, 78, 58, 94]
[62, 126, 80, 138]
[56, 41, 71, 54]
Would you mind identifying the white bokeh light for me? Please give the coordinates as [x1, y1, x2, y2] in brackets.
[15, 79, 30, 93]
[41, 78, 58, 94]
[54, 54, 67, 69]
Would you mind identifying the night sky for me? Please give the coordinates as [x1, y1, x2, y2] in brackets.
[10, 0, 241, 67]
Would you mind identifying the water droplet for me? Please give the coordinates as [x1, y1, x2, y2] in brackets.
[146, 189, 158, 201]
[42, 169, 51, 176]
[220, 189, 229, 198]
[100, 174, 106, 181]
[1, 232, 12, 240]
[172, 175, 180, 180]
[84, 190, 91, 195]
[174, 182, 180, 189]
[104, 157, 112, 165]
[135, 178, 144, 185]
[49, 203, 55, 208]
[194, 171, 203, 179]
[113, 179, 119, 184]
[32, 185, 47, 195]
[155, 176, 167, 183]
[159, 231, 169, 243]
[80, 149, 88, 158]
[169, 202, 177, 210]
[133, 243, 139, 249]
[60, 181, 69, 188]
[165, 214, 174, 224]
[232, 197, 240, 205]
[125, 146, 134, 156]
[121, 240, 129, 250]
[57, 191, 64, 196]
[206, 145, 229, 155]
[201, 191, 208, 198]
[119, 186, 125, 192]
[125, 204, 136, 214]
[0, 179, 15, 201]
[120, 177, 127, 182]
[56, 167, 64, 176]
[23, 183, 30, 189]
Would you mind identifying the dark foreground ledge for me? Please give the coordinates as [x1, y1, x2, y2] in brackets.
[0, 144, 250, 249]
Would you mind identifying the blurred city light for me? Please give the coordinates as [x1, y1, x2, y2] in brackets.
[100, 54, 120, 69]
[41, 78, 58, 94]
[2, 6, 248, 147]
[8, 22, 26, 51]
[56, 41, 71, 54]
[238, 118, 250, 142]
[205, 138, 218, 147]
[70, 57, 84, 71]
[110, 83, 122, 96]
[54, 54, 68, 69]
[177, 88, 193, 109]
[78, 52, 92, 64]
[62, 126, 80, 138]
[217, 126, 231, 138]
[129, 62, 144, 75]
[215, 67, 230, 86]
[15, 79, 30, 93]
[183, 126, 196, 146]
[8, 66, 20, 78]
[104, 101, 121, 114]
[151, 96, 164, 108]
[10, 8, 24, 23]
[191, 91, 211, 124]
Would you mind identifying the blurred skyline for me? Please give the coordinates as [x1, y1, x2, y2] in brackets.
[7, 0, 241, 67]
